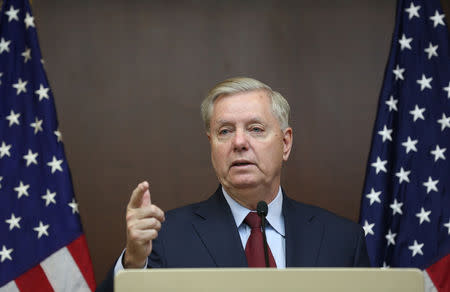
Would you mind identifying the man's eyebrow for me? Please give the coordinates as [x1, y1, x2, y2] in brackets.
[215, 119, 232, 126]
[214, 118, 266, 126]
[247, 118, 264, 125]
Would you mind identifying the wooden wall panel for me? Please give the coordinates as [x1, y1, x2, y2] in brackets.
[21, 0, 447, 283]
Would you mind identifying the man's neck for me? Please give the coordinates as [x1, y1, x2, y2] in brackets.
[222, 184, 280, 210]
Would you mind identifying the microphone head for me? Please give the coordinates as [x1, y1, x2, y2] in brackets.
[256, 201, 268, 217]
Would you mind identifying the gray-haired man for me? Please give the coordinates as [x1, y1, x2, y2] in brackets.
[97, 77, 370, 292]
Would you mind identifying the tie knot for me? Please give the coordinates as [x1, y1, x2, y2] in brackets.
[244, 212, 261, 229]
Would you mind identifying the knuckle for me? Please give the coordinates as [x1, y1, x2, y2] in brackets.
[149, 230, 158, 239]
[126, 207, 138, 218]
[128, 230, 139, 241]
[148, 217, 157, 226]
[126, 212, 135, 221]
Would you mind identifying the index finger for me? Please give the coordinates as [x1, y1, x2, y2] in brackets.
[128, 181, 150, 209]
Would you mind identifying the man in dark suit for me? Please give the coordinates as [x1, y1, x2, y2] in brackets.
[97, 77, 370, 292]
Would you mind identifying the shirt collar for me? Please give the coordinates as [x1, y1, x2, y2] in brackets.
[222, 186, 285, 236]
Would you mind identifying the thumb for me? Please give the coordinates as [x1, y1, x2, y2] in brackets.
[141, 189, 151, 207]
[129, 181, 150, 209]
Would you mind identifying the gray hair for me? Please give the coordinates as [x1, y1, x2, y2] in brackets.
[201, 77, 290, 132]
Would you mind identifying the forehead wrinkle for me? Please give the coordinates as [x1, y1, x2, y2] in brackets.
[211, 91, 277, 129]
[214, 116, 266, 127]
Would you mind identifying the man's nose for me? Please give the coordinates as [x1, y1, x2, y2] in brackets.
[232, 129, 249, 151]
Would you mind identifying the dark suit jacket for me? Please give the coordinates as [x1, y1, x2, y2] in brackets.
[97, 187, 370, 291]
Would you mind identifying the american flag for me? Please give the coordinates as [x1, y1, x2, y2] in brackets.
[359, 0, 450, 290]
[0, 0, 96, 291]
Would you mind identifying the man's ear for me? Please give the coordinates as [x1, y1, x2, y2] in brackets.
[206, 131, 211, 142]
[282, 127, 293, 161]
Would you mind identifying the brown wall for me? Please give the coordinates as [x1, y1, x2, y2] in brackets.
[26, 0, 448, 284]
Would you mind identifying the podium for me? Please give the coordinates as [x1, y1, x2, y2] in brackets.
[115, 268, 424, 292]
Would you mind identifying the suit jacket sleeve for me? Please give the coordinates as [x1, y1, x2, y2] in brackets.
[353, 226, 371, 267]
[95, 235, 166, 292]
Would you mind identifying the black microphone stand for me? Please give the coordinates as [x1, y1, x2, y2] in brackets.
[257, 201, 270, 268]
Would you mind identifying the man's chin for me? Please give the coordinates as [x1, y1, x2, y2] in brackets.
[226, 178, 260, 189]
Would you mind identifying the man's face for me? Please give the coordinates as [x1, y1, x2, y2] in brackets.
[207, 90, 292, 197]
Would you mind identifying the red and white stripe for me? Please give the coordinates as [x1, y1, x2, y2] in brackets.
[0, 235, 96, 292]
[425, 254, 450, 292]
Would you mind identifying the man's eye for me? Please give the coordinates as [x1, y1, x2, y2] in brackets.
[219, 129, 230, 135]
[251, 127, 263, 132]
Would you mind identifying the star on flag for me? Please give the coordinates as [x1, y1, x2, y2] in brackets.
[23, 149, 38, 166]
[424, 42, 438, 59]
[24, 12, 35, 29]
[41, 189, 57, 206]
[30, 117, 43, 134]
[429, 10, 445, 27]
[68, 199, 79, 214]
[47, 156, 63, 173]
[0, 141, 12, 158]
[33, 221, 50, 239]
[12, 78, 28, 94]
[389, 199, 403, 216]
[5, 110, 20, 127]
[422, 177, 438, 194]
[430, 145, 446, 161]
[0, 37, 11, 54]
[371, 156, 388, 174]
[385, 95, 398, 111]
[14, 181, 30, 199]
[35, 84, 49, 101]
[416, 74, 432, 91]
[365, 188, 381, 205]
[392, 65, 405, 80]
[408, 240, 424, 257]
[385, 229, 397, 246]
[395, 167, 411, 183]
[415, 207, 431, 225]
[398, 34, 413, 50]
[21, 47, 31, 63]
[405, 2, 420, 19]
[437, 113, 450, 131]
[401, 136, 418, 154]
[5, 6, 19, 22]
[5, 214, 21, 231]
[443, 82, 450, 98]
[409, 105, 425, 122]
[362, 220, 375, 236]
[0, 246, 13, 263]
[378, 125, 393, 142]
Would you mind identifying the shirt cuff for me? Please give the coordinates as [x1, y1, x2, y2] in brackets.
[113, 249, 148, 276]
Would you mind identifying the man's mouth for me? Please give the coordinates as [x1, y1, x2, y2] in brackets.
[231, 160, 254, 168]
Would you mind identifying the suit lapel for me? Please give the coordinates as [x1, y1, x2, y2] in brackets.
[283, 195, 324, 267]
[191, 187, 248, 267]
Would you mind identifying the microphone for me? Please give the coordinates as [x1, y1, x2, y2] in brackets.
[256, 201, 270, 268]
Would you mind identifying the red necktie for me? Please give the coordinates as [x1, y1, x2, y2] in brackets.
[244, 212, 277, 267]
